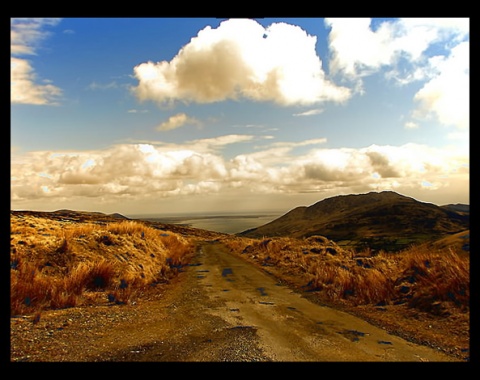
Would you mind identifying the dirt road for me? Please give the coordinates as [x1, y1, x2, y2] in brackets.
[98, 241, 456, 362]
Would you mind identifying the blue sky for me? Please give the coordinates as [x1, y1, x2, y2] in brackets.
[11, 18, 469, 215]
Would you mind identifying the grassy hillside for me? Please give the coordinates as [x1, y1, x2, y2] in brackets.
[10, 211, 196, 316]
[240, 191, 469, 251]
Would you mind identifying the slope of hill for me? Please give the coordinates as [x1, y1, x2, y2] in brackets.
[441, 204, 470, 215]
[239, 191, 469, 251]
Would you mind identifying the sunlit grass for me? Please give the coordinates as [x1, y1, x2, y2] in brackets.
[10, 216, 194, 316]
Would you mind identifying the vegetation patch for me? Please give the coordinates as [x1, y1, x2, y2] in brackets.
[10, 213, 194, 316]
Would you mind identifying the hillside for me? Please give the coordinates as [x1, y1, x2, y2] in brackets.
[239, 191, 469, 251]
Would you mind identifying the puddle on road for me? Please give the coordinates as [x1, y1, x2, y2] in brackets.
[338, 329, 369, 342]
[196, 270, 209, 279]
[222, 268, 235, 282]
[229, 325, 254, 330]
[256, 287, 268, 296]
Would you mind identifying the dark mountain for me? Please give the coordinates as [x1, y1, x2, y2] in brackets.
[239, 191, 469, 251]
[108, 213, 129, 219]
[12, 209, 130, 223]
[441, 204, 469, 215]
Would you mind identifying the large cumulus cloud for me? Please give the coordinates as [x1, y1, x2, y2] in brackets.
[131, 19, 351, 106]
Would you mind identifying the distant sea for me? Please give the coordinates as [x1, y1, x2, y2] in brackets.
[127, 211, 283, 234]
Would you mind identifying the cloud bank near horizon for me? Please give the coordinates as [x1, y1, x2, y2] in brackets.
[11, 138, 468, 208]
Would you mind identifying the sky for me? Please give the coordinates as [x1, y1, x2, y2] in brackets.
[10, 17, 470, 216]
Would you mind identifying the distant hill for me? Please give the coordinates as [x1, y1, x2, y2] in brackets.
[441, 204, 469, 215]
[53, 209, 129, 220]
[11, 209, 130, 223]
[239, 191, 469, 251]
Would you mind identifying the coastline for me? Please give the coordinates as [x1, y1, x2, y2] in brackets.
[127, 212, 282, 234]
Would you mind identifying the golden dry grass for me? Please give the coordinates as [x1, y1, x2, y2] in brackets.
[220, 235, 469, 316]
[10, 214, 194, 316]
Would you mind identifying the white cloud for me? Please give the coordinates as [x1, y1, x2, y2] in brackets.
[11, 57, 62, 105]
[127, 109, 148, 114]
[132, 18, 351, 107]
[404, 121, 419, 129]
[10, 18, 62, 55]
[189, 134, 254, 147]
[412, 41, 469, 130]
[10, 18, 62, 105]
[293, 109, 324, 116]
[157, 113, 202, 131]
[87, 81, 119, 91]
[11, 18, 62, 105]
[325, 18, 396, 80]
[325, 18, 469, 130]
[325, 17, 468, 81]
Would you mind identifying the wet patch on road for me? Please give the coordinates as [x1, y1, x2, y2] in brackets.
[222, 268, 233, 277]
[222, 268, 235, 282]
[229, 325, 255, 330]
[256, 287, 268, 296]
[378, 340, 393, 345]
[196, 269, 209, 279]
[338, 329, 369, 342]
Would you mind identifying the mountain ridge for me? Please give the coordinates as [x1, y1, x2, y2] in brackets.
[239, 191, 469, 251]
